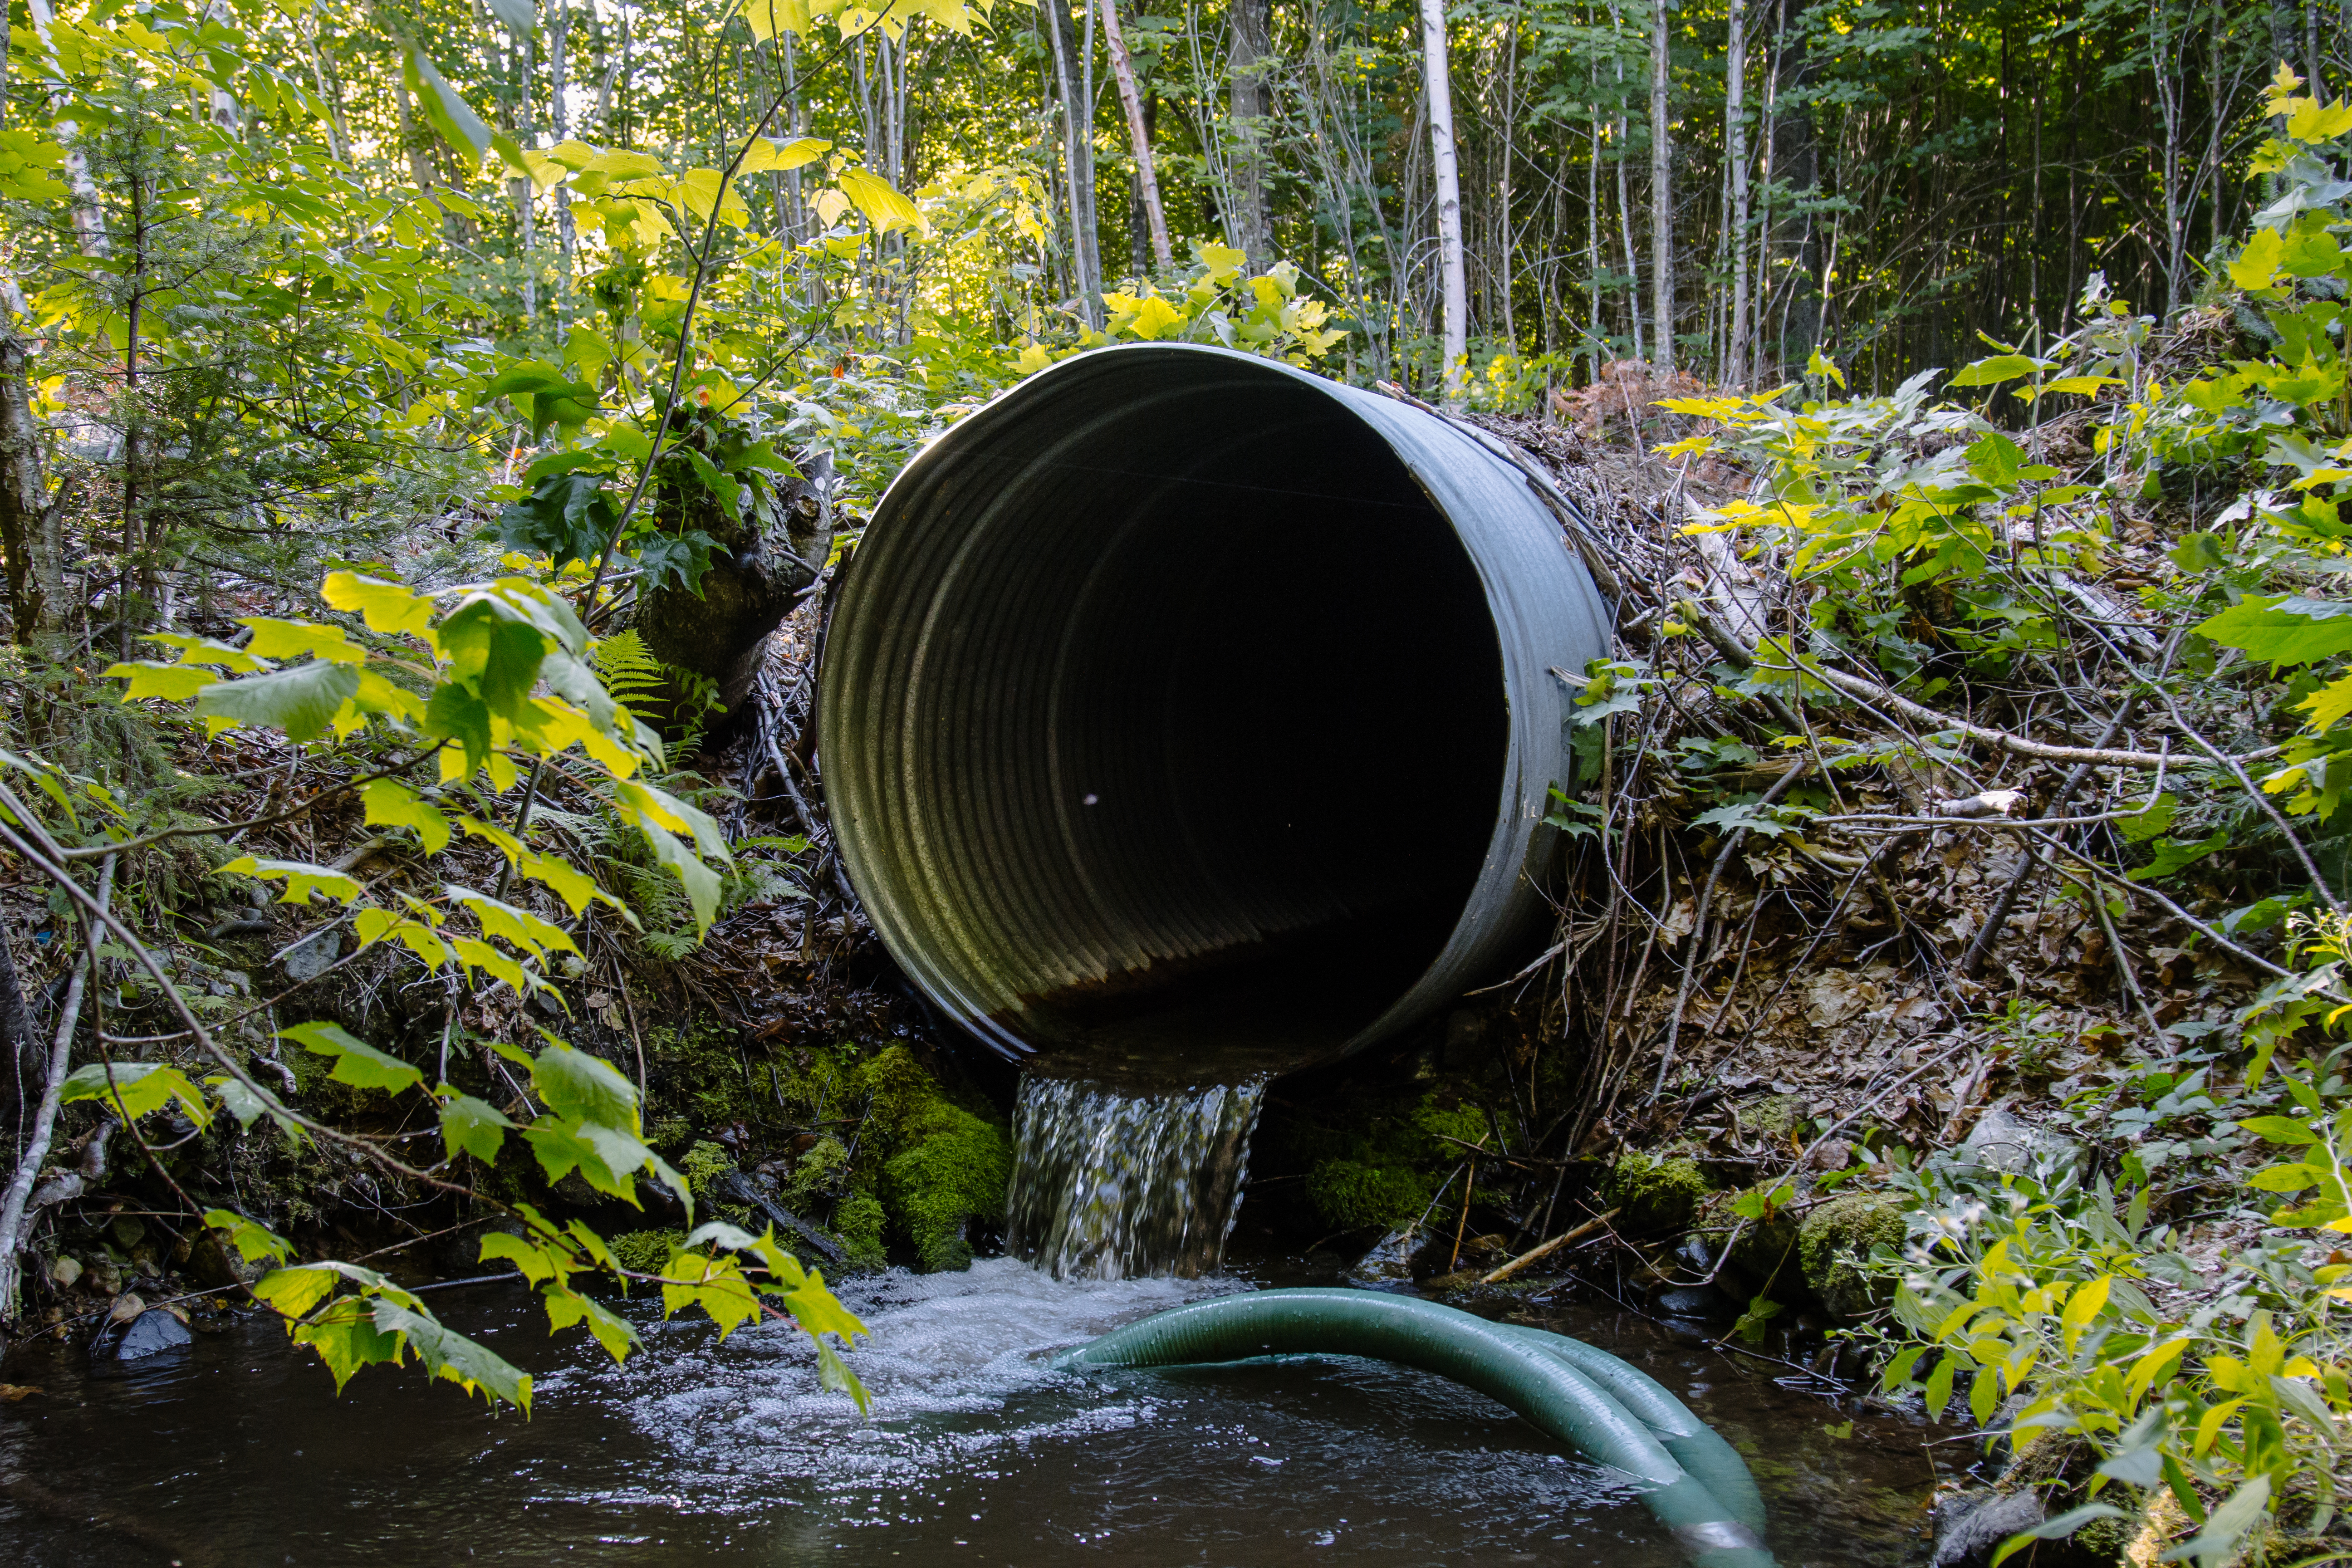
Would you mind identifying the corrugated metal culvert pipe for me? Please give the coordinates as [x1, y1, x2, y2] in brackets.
[818, 344, 1611, 1085]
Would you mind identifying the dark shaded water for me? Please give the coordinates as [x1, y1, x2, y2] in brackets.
[0, 1254, 1938, 1566]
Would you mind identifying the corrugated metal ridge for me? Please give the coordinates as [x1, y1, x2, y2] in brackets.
[819, 344, 1612, 1080]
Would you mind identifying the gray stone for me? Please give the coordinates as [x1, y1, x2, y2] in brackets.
[279, 927, 342, 983]
[1654, 1285, 1726, 1319]
[114, 1308, 191, 1361]
[1350, 1228, 1421, 1284]
[1933, 1488, 2043, 1567]
[1959, 1104, 2084, 1177]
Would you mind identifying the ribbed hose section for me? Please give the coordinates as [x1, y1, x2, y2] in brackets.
[821, 345, 1612, 1084]
[1500, 1323, 1767, 1537]
[1061, 1289, 1775, 1568]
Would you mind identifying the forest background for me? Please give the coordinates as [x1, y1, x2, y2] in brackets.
[8, 1, 2352, 1567]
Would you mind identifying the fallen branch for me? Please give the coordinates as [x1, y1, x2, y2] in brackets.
[1756, 648, 2275, 771]
[1481, 1207, 1622, 1284]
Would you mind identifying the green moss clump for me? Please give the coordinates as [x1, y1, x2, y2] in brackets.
[681, 1139, 736, 1198]
[1308, 1159, 1433, 1230]
[784, 1136, 851, 1211]
[1294, 1094, 1496, 1233]
[2070, 1513, 2132, 1559]
[609, 1229, 686, 1273]
[858, 1044, 1013, 1273]
[1797, 1191, 1907, 1319]
[1601, 1152, 1712, 1235]
[1741, 1095, 1802, 1139]
[644, 1115, 692, 1155]
[679, 1139, 754, 1224]
[833, 1192, 888, 1270]
[643, 1021, 768, 1134]
[884, 1117, 1012, 1271]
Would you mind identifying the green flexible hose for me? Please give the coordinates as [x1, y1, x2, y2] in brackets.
[1498, 1323, 1767, 1538]
[1060, 1288, 1774, 1568]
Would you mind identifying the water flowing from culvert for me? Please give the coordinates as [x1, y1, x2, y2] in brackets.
[1005, 1076, 1269, 1280]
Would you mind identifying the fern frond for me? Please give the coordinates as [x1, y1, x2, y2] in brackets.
[591, 628, 727, 753]
[590, 629, 666, 722]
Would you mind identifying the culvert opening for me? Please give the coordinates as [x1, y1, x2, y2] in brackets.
[822, 346, 1605, 1085]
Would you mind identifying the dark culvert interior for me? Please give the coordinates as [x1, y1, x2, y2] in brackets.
[824, 356, 1511, 1083]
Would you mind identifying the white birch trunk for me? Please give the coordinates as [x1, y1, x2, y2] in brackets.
[551, 0, 576, 334]
[1725, 0, 1750, 387]
[1045, 0, 1104, 327]
[1649, 0, 1676, 372]
[25, 0, 106, 256]
[1418, 0, 1468, 402]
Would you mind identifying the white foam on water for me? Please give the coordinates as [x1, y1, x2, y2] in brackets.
[606, 1258, 1232, 1510]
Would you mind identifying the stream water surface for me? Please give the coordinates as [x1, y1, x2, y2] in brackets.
[0, 1249, 1940, 1567]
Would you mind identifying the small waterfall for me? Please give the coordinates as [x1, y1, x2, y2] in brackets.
[1006, 1076, 1268, 1280]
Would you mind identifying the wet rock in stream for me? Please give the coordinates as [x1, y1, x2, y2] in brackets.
[1932, 1488, 2043, 1567]
[112, 1309, 192, 1360]
[1651, 1284, 1727, 1319]
[89, 1305, 191, 1362]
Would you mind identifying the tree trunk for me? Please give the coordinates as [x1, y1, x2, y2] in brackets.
[301, 0, 347, 161]
[1228, 0, 1275, 269]
[1605, 0, 1643, 362]
[633, 451, 833, 734]
[508, 20, 537, 323]
[1100, 0, 1172, 271]
[1649, 0, 1675, 372]
[1772, 0, 1822, 369]
[0, 926, 40, 1172]
[1418, 0, 1467, 401]
[0, 327, 61, 645]
[1725, 0, 1750, 387]
[25, 0, 106, 257]
[0, 858, 110, 1327]
[551, 0, 576, 332]
[1044, 0, 1104, 327]
[1586, 86, 1602, 375]
[2151, 0, 2186, 314]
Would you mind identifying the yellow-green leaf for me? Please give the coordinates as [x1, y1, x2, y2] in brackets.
[448, 885, 580, 959]
[2232, 226, 2286, 292]
[59, 1062, 211, 1127]
[192, 661, 363, 742]
[144, 632, 270, 672]
[2060, 1275, 2112, 1352]
[438, 1088, 514, 1163]
[544, 1284, 641, 1362]
[321, 572, 436, 638]
[240, 617, 367, 666]
[203, 1208, 294, 1265]
[279, 1021, 426, 1095]
[362, 778, 452, 853]
[370, 1299, 533, 1411]
[224, 856, 363, 905]
[531, 1038, 639, 1132]
[104, 661, 220, 702]
[836, 167, 924, 234]
[2288, 96, 2352, 142]
[741, 0, 813, 40]
[738, 135, 830, 174]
